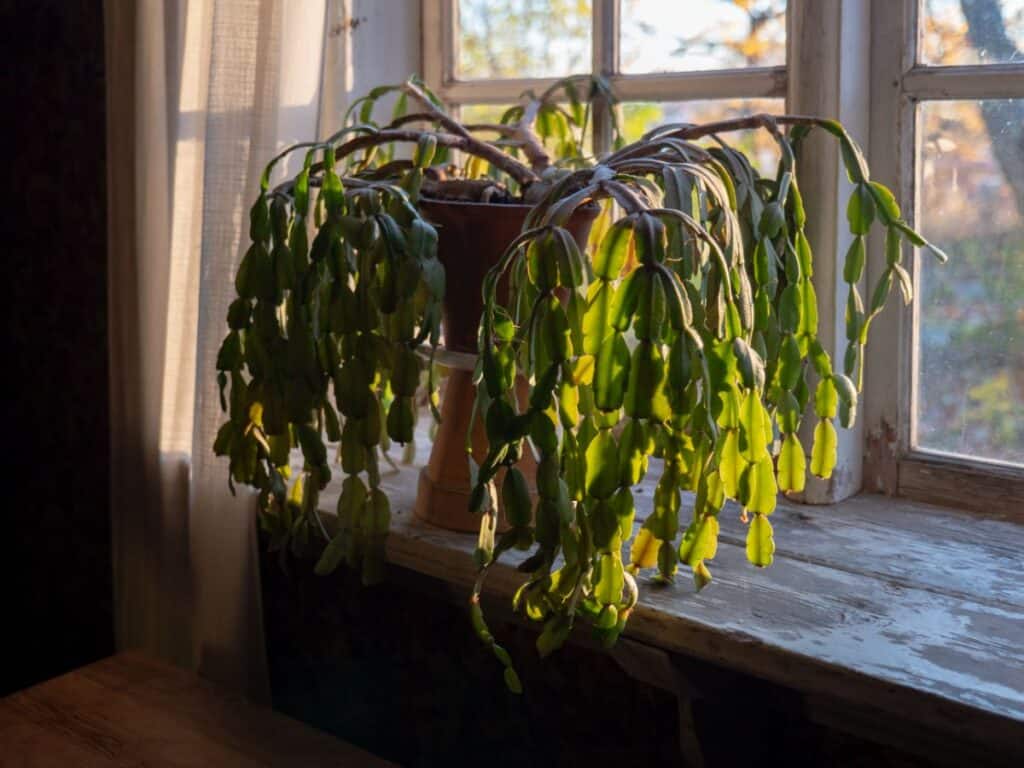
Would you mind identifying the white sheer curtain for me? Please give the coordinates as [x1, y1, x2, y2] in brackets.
[107, 0, 327, 699]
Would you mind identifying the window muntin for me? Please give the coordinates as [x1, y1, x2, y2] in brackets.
[619, 0, 786, 74]
[914, 98, 1024, 465]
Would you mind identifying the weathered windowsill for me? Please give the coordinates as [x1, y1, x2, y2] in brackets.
[320, 444, 1024, 759]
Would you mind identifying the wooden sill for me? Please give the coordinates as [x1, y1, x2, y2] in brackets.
[319, 445, 1024, 760]
[898, 453, 1024, 520]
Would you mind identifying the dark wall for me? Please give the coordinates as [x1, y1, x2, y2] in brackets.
[2, 0, 113, 693]
[262, 553, 682, 767]
[262, 547, 936, 768]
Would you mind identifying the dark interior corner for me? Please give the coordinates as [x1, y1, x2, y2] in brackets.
[3, 0, 114, 695]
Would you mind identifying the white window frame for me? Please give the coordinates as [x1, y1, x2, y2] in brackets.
[423, 0, 787, 155]
[865, 0, 1024, 516]
[420, 0, 1023, 515]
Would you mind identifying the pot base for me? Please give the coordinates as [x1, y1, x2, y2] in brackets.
[412, 369, 537, 533]
[413, 466, 493, 534]
[411, 199, 596, 533]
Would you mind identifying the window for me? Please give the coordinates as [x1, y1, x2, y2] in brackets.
[867, 1, 1023, 513]
[422, 0, 1023, 513]
[620, 0, 786, 73]
[424, 0, 787, 158]
[917, 98, 1023, 465]
[457, 0, 592, 78]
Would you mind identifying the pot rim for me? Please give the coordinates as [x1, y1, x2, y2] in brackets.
[418, 196, 602, 214]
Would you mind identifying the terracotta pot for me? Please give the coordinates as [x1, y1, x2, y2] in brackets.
[413, 199, 599, 532]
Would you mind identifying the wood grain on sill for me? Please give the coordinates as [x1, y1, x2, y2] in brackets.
[898, 455, 1024, 520]
[322, 440, 1024, 761]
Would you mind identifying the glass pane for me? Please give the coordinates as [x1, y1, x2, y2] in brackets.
[621, 99, 784, 176]
[459, 103, 517, 125]
[620, 0, 786, 73]
[921, 0, 1024, 65]
[916, 100, 1024, 465]
[457, 0, 592, 79]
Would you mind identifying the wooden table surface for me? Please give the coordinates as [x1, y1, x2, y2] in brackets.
[0, 652, 393, 767]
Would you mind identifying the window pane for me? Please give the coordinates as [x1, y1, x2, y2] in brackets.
[621, 99, 784, 176]
[620, 0, 786, 73]
[460, 103, 517, 125]
[920, 0, 1024, 65]
[916, 100, 1024, 465]
[457, 0, 592, 79]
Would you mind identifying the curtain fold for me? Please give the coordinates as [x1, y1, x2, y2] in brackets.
[106, 0, 179, 667]
[106, 0, 327, 700]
